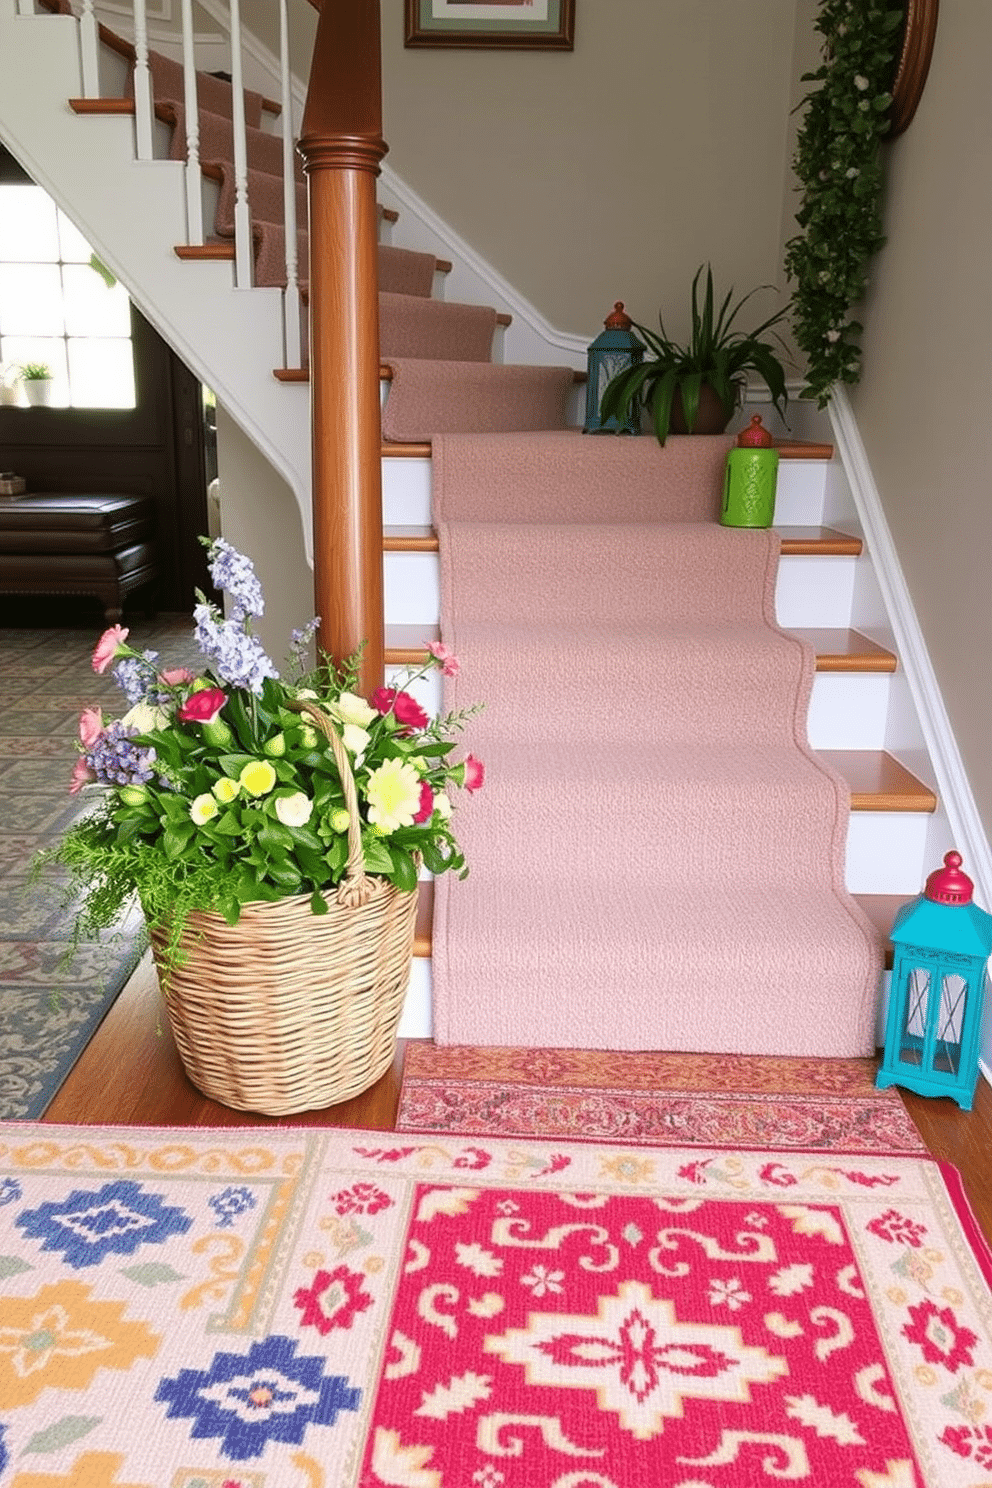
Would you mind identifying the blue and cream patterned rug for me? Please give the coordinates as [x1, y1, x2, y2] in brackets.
[0, 613, 200, 1120]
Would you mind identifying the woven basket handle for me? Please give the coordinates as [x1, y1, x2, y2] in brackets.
[290, 699, 374, 908]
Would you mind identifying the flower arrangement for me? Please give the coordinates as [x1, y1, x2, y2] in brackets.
[784, 0, 903, 407]
[47, 539, 483, 956]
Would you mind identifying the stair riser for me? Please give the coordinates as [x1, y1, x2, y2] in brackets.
[385, 549, 860, 631]
[383, 454, 834, 528]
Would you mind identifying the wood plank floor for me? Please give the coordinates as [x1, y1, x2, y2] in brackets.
[43, 954, 992, 1246]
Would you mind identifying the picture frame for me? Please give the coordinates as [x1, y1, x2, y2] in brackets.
[404, 0, 575, 51]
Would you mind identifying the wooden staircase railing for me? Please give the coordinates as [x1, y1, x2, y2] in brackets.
[298, 0, 387, 695]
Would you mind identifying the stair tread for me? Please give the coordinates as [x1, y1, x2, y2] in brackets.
[790, 629, 897, 673]
[384, 625, 895, 673]
[382, 524, 862, 556]
[381, 439, 833, 460]
[412, 882, 906, 962]
[820, 751, 937, 812]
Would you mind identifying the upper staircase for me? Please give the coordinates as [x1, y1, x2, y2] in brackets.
[0, 0, 960, 1047]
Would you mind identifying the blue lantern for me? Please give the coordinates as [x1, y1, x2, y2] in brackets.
[877, 852, 992, 1110]
[584, 302, 644, 434]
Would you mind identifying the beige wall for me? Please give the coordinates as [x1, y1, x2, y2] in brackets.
[381, 0, 798, 341]
[215, 406, 315, 669]
[850, 0, 992, 837]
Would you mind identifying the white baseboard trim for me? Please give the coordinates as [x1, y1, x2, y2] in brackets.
[829, 387, 992, 915]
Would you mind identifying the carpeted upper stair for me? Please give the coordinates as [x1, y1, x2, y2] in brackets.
[147, 50, 576, 438]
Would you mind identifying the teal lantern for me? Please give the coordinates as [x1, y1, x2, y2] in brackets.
[877, 852, 992, 1110]
[584, 302, 644, 434]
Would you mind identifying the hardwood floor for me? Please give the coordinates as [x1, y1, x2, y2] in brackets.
[42, 952, 992, 1246]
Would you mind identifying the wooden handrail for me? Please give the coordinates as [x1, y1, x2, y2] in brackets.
[297, 0, 387, 696]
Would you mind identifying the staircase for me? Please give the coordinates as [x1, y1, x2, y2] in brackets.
[0, 0, 962, 1050]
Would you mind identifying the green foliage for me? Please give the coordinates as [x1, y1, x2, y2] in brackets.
[19, 362, 52, 380]
[784, 0, 903, 407]
[599, 264, 789, 446]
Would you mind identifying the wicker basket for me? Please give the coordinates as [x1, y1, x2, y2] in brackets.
[148, 702, 420, 1115]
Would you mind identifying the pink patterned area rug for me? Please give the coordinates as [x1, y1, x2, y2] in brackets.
[397, 1044, 929, 1154]
[1, 1122, 989, 1485]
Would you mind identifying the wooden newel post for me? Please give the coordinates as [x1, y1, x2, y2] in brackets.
[297, 0, 387, 697]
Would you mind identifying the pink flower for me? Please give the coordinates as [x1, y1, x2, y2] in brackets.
[159, 667, 195, 687]
[69, 756, 96, 795]
[413, 781, 434, 823]
[78, 706, 104, 748]
[426, 640, 460, 677]
[330, 1183, 392, 1216]
[371, 687, 429, 730]
[463, 754, 485, 792]
[91, 624, 129, 674]
[177, 687, 227, 725]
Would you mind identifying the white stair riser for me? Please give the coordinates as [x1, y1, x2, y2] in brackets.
[383, 455, 834, 529]
[385, 549, 859, 632]
[846, 812, 931, 894]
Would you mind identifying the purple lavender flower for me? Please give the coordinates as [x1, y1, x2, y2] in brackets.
[85, 721, 156, 788]
[112, 650, 160, 706]
[193, 604, 278, 696]
[208, 539, 265, 620]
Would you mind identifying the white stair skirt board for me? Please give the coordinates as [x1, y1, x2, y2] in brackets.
[396, 956, 432, 1041]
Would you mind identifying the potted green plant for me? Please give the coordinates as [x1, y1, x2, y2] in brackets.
[599, 264, 789, 445]
[19, 362, 54, 407]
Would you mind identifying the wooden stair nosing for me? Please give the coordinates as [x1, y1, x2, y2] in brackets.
[382, 525, 863, 558]
[384, 625, 894, 675]
[381, 439, 834, 461]
[412, 880, 902, 967]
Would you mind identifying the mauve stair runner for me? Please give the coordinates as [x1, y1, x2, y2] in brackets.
[151, 51, 574, 434]
[430, 431, 883, 1056]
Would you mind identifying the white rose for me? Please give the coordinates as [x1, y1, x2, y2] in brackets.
[274, 792, 313, 827]
[342, 724, 371, 757]
[332, 691, 377, 729]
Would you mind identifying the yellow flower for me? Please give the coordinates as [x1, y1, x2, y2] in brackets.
[365, 757, 422, 834]
[212, 776, 240, 804]
[330, 691, 377, 729]
[190, 792, 219, 825]
[330, 808, 350, 833]
[239, 760, 277, 797]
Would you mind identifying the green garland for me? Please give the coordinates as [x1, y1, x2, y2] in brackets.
[784, 0, 903, 407]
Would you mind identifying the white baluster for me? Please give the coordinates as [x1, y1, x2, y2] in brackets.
[132, 0, 154, 160]
[16, 1, 36, 16]
[180, 0, 203, 244]
[80, 0, 100, 96]
[279, 0, 301, 367]
[227, 0, 253, 288]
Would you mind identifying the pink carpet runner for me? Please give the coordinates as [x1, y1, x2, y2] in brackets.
[431, 431, 883, 1056]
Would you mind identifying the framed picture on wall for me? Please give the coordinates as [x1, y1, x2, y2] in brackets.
[404, 0, 575, 51]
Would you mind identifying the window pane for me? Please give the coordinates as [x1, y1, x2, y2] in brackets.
[0, 264, 65, 336]
[0, 185, 59, 262]
[68, 338, 136, 408]
[56, 209, 95, 265]
[62, 264, 131, 337]
[1, 336, 69, 404]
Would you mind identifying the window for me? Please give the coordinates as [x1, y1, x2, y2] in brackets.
[0, 183, 136, 410]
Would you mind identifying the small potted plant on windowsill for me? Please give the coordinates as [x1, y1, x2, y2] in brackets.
[19, 362, 55, 407]
[599, 264, 790, 445]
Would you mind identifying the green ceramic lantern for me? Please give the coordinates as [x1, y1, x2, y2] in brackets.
[877, 852, 992, 1111]
[722, 414, 779, 527]
[585, 302, 644, 434]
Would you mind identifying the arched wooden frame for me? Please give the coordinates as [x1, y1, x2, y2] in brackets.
[888, 0, 939, 137]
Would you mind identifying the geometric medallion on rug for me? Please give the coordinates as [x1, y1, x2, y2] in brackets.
[2, 1124, 990, 1485]
[397, 1044, 929, 1155]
